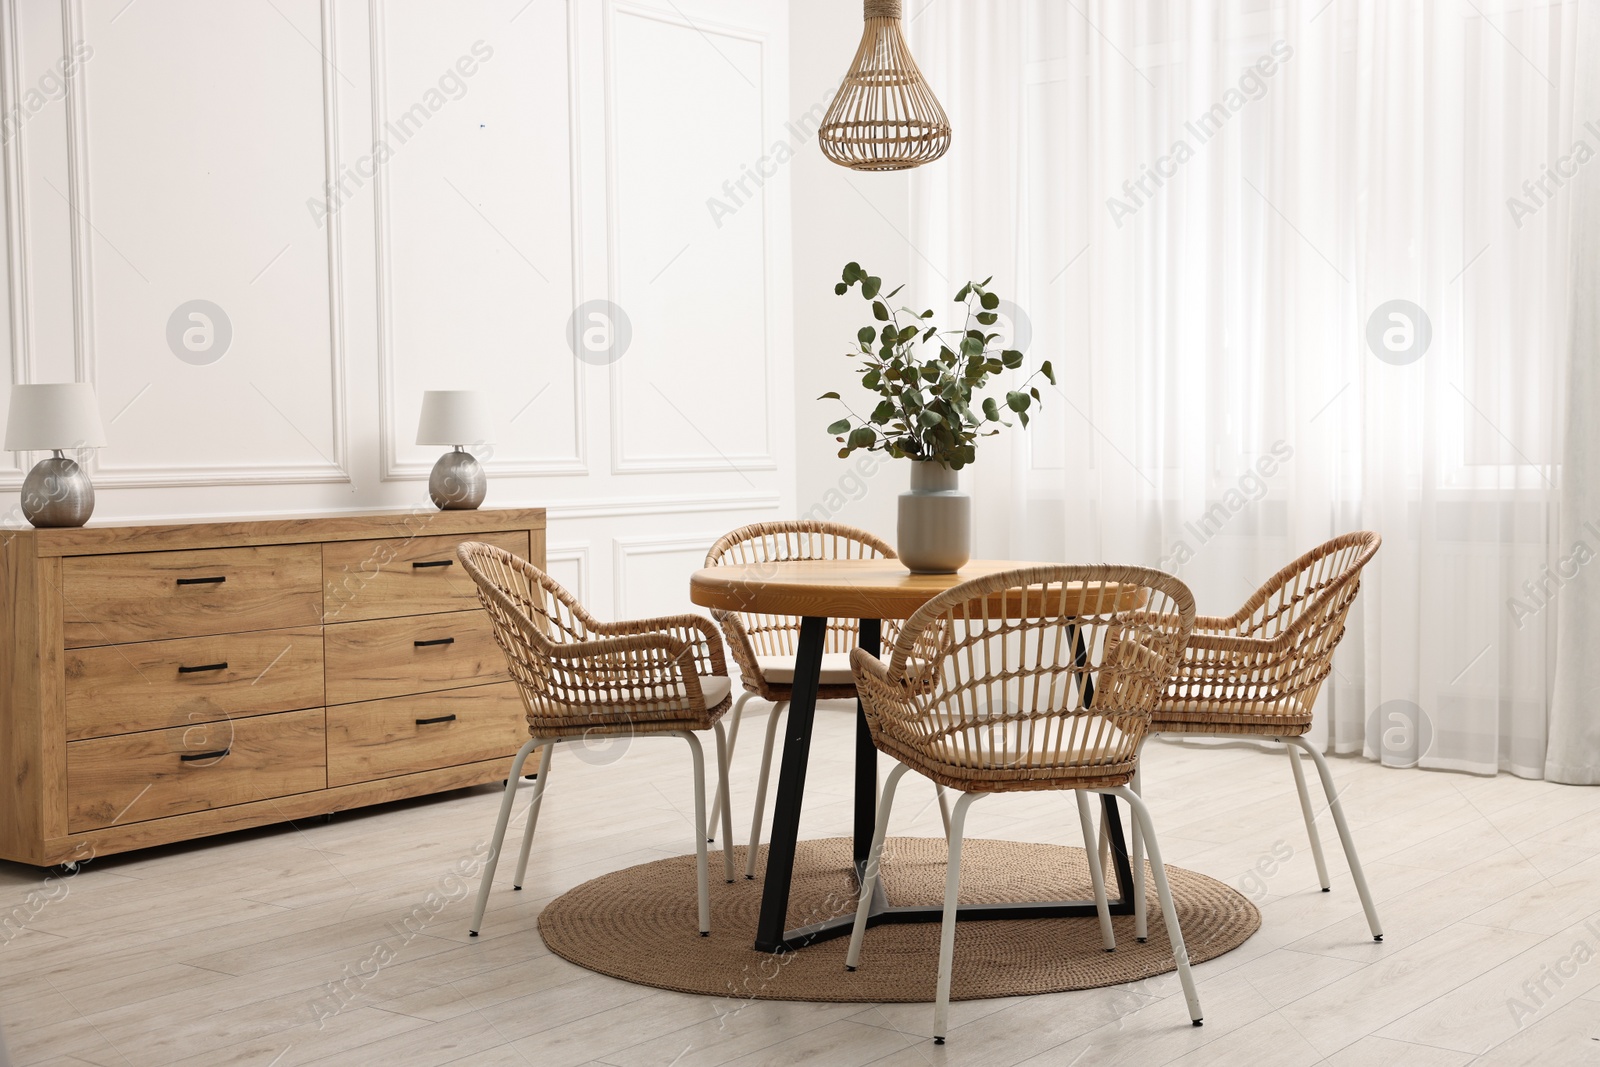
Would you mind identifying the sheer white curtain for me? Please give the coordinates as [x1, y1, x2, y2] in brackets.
[908, 0, 1592, 779]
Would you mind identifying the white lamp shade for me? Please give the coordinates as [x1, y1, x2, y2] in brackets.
[415, 390, 495, 447]
[4, 383, 107, 451]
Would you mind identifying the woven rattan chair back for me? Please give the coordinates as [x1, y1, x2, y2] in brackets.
[854, 565, 1196, 792]
[458, 540, 723, 735]
[1158, 532, 1380, 726]
[706, 521, 895, 695]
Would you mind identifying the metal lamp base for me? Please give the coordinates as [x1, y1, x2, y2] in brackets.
[428, 448, 486, 510]
[21, 453, 95, 528]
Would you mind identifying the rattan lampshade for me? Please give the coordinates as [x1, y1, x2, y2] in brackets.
[818, 0, 951, 172]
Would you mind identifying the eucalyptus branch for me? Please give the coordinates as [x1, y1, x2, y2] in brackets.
[819, 263, 1056, 470]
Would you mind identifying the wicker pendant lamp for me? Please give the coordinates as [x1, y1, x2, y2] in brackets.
[818, 0, 951, 171]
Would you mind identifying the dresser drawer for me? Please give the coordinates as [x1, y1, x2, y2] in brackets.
[66, 708, 327, 831]
[322, 531, 528, 623]
[63, 627, 324, 741]
[324, 611, 505, 706]
[326, 682, 527, 787]
[62, 544, 323, 648]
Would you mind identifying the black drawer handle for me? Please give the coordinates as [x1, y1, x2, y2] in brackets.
[414, 637, 455, 648]
[412, 560, 453, 569]
[415, 714, 457, 726]
[178, 662, 228, 674]
[176, 575, 227, 586]
[180, 748, 230, 762]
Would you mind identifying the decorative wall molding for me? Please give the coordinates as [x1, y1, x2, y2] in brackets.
[0, 0, 32, 484]
[372, 0, 588, 483]
[64, 0, 351, 489]
[610, 530, 721, 619]
[602, 2, 776, 476]
[544, 489, 779, 520]
[544, 540, 590, 602]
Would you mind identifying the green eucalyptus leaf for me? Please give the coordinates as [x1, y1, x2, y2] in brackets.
[980, 275, 993, 287]
[1040, 360, 1056, 384]
[862, 276, 882, 299]
[921, 364, 941, 382]
[955, 282, 972, 302]
[918, 410, 943, 429]
[843, 262, 862, 282]
[848, 426, 877, 449]
[1006, 391, 1030, 412]
[980, 291, 1000, 310]
[922, 326, 937, 342]
[961, 336, 983, 357]
[819, 391, 841, 400]
[982, 397, 1001, 421]
[871, 399, 896, 423]
[872, 300, 890, 321]
[834, 282, 848, 295]
[856, 326, 876, 345]
[1001, 349, 1024, 369]
[976, 311, 998, 326]
[1030, 387, 1040, 400]
[897, 325, 919, 344]
[862, 368, 881, 389]
[1018, 411, 1029, 428]
[827, 418, 852, 435]
[885, 284, 904, 299]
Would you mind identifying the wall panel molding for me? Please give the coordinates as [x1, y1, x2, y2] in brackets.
[64, 0, 350, 489]
[611, 530, 722, 619]
[603, 2, 776, 476]
[372, 0, 588, 483]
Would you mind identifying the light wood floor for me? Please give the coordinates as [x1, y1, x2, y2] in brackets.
[2, 702, 1598, 1066]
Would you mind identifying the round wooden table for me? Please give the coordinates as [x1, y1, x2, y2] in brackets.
[689, 558, 1144, 954]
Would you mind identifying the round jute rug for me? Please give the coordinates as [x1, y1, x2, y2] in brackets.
[538, 837, 1259, 1002]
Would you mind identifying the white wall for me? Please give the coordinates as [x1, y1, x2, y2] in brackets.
[787, 0, 910, 545]
[0, 0, 794, 620]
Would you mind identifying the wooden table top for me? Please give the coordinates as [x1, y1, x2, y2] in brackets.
[688, 558, 1145, 620]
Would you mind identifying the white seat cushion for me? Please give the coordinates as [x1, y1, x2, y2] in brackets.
[922, 712, 1132, 769]
[752, 653, 857, 686]
[696, 674, 733, 707]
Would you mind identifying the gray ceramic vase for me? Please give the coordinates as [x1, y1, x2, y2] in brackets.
[897, 459, 971, 574]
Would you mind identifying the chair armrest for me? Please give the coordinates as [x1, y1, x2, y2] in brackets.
[1193, 614, 1242, 632]
[543, 630, 715, 710]
[711, 609, 762, 686]
[584, 612, 728, 678]
[850, 645, 891, 685]
[1184, 628, 1295, 656]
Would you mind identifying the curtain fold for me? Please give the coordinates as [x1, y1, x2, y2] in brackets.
[1547, 1, 1600, 785]
[909, 0, 1592, 780]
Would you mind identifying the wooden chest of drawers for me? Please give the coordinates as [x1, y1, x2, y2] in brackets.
[0, 508, 545, 866]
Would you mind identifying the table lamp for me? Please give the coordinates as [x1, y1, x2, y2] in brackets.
[5, 383, 107, 528]
[416, 390, 493, 510]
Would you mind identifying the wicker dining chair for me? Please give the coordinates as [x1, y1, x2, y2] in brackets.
[457, 541, 737, 937]
[1125, 532, 1384, 945]
[845, 565, 1202, 1044]
[705, 520, 948, 879]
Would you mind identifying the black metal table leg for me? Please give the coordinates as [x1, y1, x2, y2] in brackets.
[753, 615, 827, 953]
[853, 618, 881, 867]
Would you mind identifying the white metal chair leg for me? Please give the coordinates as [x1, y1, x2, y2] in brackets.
[744, 700, 788, 879]
[1284, 736, 1383, 941]
[1075, 791, 1115, 951]
[513, 743, 556, 889]
[708, 691, 753, 840]
[677, 730, 713, 936]
[470, 736, 541, 936]
[713, 721, 736, 883]
[846, 762, 910, 971]
[1287, 743, 1332, 891]
[936, 784, 952, 839]
[1111, 784, 1203, 1025]
[1130, 754, 1147, 941]
[932, 791, 982, 1044]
